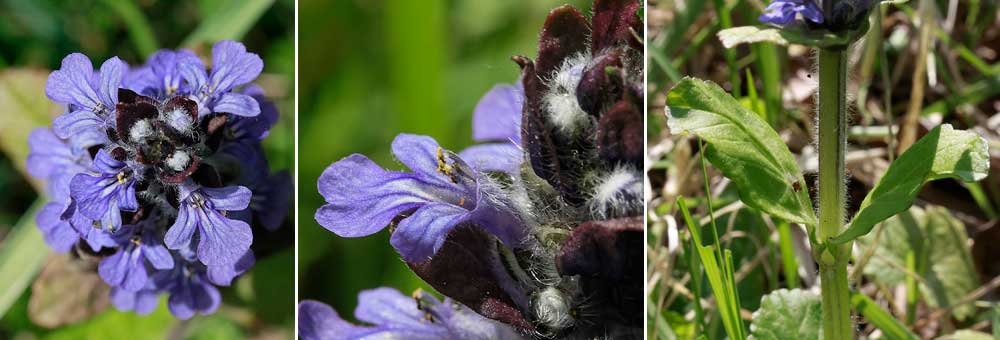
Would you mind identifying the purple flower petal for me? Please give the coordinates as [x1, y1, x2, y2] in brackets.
[202, 186, 253, 211]
[45, 53, 101, 110]
[354, 288, 442, 333]
[166, 188, 253, 266]
[251, 171, 291, 231]
[299, 288, 525, 340]
[163, 205, 195, 253]
[759, 0, 824, 25]
[110, 287, 160, 315]
[299, 300, 368, 340]
[98, 244, 149, 292]
[212, 92, 260, 117]
[146, 49, 200, 95]
[796, 2, 825, 23]
[36, 202, 78, 253]
[26, 128, 91, 201]
[97, 57, 127, 106]
[69, 150, 137, 228]
[390, 203, 470, 262]
[167, 272, 220, 320]
[70, 173, 115, 219]
[178, 58, 209, 97]
[391, 134, 453, 184]
[65, 201, 117, 251]
[315, 154, 430, 238]
[52, 110, 108, 147]
[472, 84, 523, 144]
[206, 251, 255, 286]
[142, 231, 175, 270]
[209, 41, 263, 93]
[458, 143, 521, 174]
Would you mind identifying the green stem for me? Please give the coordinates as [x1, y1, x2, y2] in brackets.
[820, 255, 852, 338]
[817, 48, 853, 339]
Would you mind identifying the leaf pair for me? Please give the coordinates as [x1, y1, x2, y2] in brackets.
[665, 78, 989, 244]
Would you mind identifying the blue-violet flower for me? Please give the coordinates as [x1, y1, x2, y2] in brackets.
[28, 40, 289, 319]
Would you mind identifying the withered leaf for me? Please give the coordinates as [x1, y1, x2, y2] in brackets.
[29, 253, 110, 328]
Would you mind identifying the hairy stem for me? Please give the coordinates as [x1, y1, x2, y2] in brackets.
[817, 48, 853, 339]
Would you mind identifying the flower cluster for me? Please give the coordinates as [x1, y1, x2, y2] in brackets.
[759, 0, 824, 25]
[759, 0, 878, 31]
[28, 40, 289, 319]
[307, 0, 643, 338]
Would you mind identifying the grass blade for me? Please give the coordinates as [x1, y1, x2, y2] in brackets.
[0, 200, 48, 318]
[181, 0, 276, 48]
[678, 197, 746, 340]
[100, 0, 159, 57]
[776, 220, 800, 289]
[851, 292, 919, 340]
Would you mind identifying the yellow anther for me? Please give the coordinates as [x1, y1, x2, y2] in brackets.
[435, 147, 459, 184]
[411, 288, 436, 322]
[116, 172, 128, 184]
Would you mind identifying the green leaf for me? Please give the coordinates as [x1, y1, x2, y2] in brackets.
[748, 289, 822, 340]
[251, 249, 294, 325]
[850, 292, 918, 340]
[0, 201, 47, 319]
[187, 315, 245, 340]
[832, 124, 989, 244]
[857, 205, 979, 320]
[181, 0, 276, 48]
[718, 22, 869, 50]
[45, 298, 174, 340]
[666, 77, 816, 225]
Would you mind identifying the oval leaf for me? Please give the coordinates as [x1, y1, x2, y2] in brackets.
[831, 124, 989, 244]
[718, 23, 868, 50]
[749, 289, 822, 340]
[666, 78, 816, 225]
[856, 205, 979, 320]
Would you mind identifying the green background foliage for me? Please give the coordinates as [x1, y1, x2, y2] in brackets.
[0, 0, 295, 338]
[648, 0, 1000, 338]
[296, 0, 590, 321]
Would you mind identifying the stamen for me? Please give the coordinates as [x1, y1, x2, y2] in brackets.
[435, 147, 459, 184]
[191, 193, 206, 208]
[116, 171, 129, 184]
[411, 288, 437, 323]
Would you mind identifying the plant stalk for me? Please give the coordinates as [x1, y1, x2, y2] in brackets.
[817, 48, 853, 339]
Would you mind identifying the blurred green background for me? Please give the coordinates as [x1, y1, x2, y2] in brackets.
[0, 0, 294, 339]
[297, 0, 591, 318]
